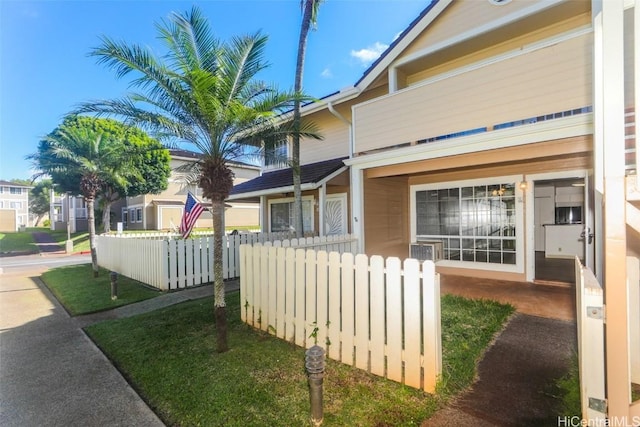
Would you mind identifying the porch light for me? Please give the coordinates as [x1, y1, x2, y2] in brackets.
[519, 181, 528, 190]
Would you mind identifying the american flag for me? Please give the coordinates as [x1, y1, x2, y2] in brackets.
[180, 192, 205, 239]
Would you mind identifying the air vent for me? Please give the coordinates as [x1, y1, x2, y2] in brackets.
[409, 242, 443, 262]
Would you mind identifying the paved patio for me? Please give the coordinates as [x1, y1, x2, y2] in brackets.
[441, 274, 576, 321]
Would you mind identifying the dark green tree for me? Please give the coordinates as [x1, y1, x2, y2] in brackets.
[75, 7, 320, 352]
[29, 120, 130, 276]
[29, 179, 53, 227]
[40, 116, 171, 233]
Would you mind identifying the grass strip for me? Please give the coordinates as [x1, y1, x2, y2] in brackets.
[41, 263, 160, 315]
[0, 231, 37, 253]
[86, 292, 513, 426]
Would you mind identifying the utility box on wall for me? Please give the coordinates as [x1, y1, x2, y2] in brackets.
[409, 241, 443, 262]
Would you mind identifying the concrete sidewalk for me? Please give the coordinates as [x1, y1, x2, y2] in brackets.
[0, 267, 165, 427]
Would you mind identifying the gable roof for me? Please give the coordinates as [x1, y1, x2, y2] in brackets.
[354, 0, 445, 89]
[297, 1, 448, 117]
[0, 180, 32, 188]
[228, 157, 348, 200]
[169, 149, 260, 170]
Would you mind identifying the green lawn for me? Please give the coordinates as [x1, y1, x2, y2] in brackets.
[86, 292, 514, 426]
[41, 263, 160, 315]
[0, 231, 37, 253]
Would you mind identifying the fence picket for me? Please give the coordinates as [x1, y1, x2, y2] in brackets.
[341, 253, 355, 366]
[327, 251, 341, 361]
[275, 247, 286, 340]
[386, 257, 403, 383]
[294, 248, 307, 347]
[239, 244, 248, 322]
[403, 258, 421, 389]
[260, 245, 270, 331]
[285, 248, 296, 342]
[422, 260, 441, 392]
[369, 255, 385, 376]
[315, 251, 329, 349]
[354, 253, 370, 370]
[305, 250, 317, 349]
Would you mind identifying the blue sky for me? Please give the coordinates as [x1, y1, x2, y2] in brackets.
[0, 0, 427, 180]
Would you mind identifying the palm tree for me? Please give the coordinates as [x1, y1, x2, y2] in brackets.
[30, 126, 128, 277]
[292, 0, 323, 238]
[76, 6, 319, 352]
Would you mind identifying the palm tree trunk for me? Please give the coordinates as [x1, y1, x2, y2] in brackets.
[102, 200, 112, 233]
[212, 197, 228, 353]
[87, 197, 99, 277]
[292, 0, 315, 238]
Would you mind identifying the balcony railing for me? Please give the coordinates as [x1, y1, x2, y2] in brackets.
[626, 107, 637, 177]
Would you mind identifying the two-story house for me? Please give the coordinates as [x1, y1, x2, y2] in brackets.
[230, 0, 638, 417]
[0, 180, 31, 232]
[231, 0, 637, 282]
[113, 149, 261, 231]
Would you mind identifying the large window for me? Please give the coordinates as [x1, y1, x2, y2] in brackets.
[10, 187, 22, 194]
[269, 197, 313, 233]
[414, 181, 518, 265]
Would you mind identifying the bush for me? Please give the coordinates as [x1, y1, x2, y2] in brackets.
[43, 219, 51, 227]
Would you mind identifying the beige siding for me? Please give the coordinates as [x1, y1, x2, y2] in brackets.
[405, 12, 591, 87]
[158, 206, 182, 230]
[363, 176, 409, 259]
[0, 209, 17, 232]
[300, 109, 350, 165]
[225, 203, 259, 228]
[402, 0, 576, 59]
[354, 33, 592, 154]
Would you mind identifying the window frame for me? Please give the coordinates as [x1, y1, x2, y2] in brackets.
[410, 175, 524, 273]
[267, 195, 315, 233]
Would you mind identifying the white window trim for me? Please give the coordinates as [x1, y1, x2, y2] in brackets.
[410, 174, 525, 274]
[267, 195, 315, 233]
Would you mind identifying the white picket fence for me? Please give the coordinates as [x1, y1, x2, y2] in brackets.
[575, 257, 606, 423]
[96, 233, 358, 291]
[239, 244, 442, 393]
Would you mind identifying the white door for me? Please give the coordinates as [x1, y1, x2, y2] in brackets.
[324, 193, 347, 236]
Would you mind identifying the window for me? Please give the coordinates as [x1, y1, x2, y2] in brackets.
[414, 181, 518, 265]
[264, 140, 289, 167]
[0, 201, 3, 208]
[136, 208, 142, 222]
[10, 202, 22, 209]
[269, 197, 313, 233]
[129, 209, 136, 223]
[122, 209, 128, 224]
[0, 187, 4, 194]
[10, 187, 22, 195]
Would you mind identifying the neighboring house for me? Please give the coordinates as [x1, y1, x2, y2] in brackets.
[0, 180, 31, 231]
[230, 0, 637, 282]
[114, 149, 260, 231]
[49, 192, 88, 232]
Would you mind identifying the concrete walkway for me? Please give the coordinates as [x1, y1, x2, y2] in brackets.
[0, 264, 165, 427]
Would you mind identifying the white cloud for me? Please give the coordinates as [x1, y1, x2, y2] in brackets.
[320, 68, 333, 78]
[350, 42, 389, 66]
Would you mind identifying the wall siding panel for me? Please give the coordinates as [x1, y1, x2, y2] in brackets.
[354, 34, 593, 154]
